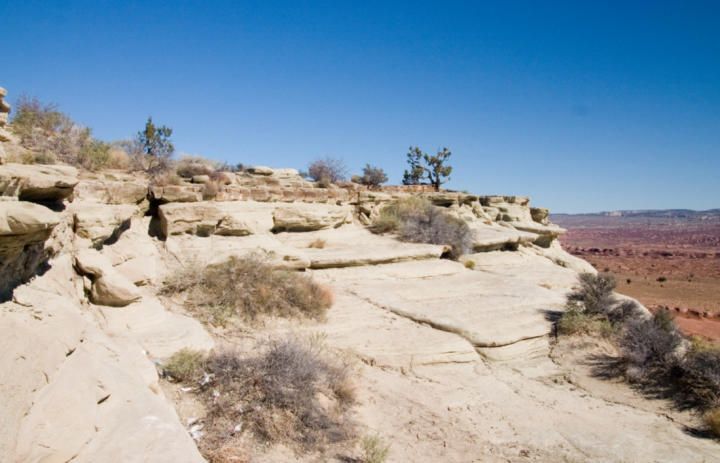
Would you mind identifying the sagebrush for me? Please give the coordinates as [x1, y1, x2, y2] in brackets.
[165, 337, 356, 458]
[370, 196, 473, 259]
[162, 255, 333, 325]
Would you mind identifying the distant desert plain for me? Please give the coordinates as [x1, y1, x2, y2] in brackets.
[553, 209, 720, 340]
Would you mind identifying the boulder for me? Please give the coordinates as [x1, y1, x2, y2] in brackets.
[0, 163, 78, 202]
[75, 248, 141, 306]
[74, 179, 148, 205]
[191, 174, 210, 184]
[72, 202, 137, 246]
[246, 165, 274, 175]
[90, 272, 142, 306]
[530, 207, 550, 224]
[272, 203, 351, 232]
[150, 184, 203, 203]
[158, 201, 275, 237]
[0, 200, 60, 235]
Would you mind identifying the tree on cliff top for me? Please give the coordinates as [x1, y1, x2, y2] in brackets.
[137, 116, 174, 173]
[402, 146, 452, 190]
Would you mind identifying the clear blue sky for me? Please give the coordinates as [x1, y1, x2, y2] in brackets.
[2, 1, 718, 213]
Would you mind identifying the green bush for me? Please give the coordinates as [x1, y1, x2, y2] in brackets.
[557, 304, 615, 337]
[164, 348, 205, 382]
[370, 197, 473, 259]
[361, 434, 391, 463]
[162, 255, 334, 326]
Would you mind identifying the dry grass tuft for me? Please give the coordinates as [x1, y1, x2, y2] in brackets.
[168, 337, 356, 458]
[705, 408, 720, 438]
[163, 348, 205, 382]
[360, 434, 391, 463]
[162, 255, 333, 326]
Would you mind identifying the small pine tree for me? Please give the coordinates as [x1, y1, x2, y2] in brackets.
[402, 146, 452, 190]
[138, 116, 174, 173]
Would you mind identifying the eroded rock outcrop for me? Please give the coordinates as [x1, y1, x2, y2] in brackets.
[0, 163, 79, 202]
[2, 156, 714, 463]
[0, 201, 60, 298]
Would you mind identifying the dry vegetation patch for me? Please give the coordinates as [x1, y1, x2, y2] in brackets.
[556, 272, 720, 436]
[163, 337, 356, 460]
[370, 196, 473, 259]
[162, 255, 333, 326]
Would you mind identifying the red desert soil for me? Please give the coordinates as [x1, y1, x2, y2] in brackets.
[551, 213, 720, 340]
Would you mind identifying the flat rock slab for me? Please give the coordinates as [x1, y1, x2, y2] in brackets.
[276, 225, 448, 268]
[469, 222, 538, 251]
[318, 260, 565, 348]
[293, 290, 477, 368]
[100, 295, 214, 359]
[463, 248, 580, 292]
[0, 163, 78, 201]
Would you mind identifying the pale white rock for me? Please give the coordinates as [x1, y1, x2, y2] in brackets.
[191, 174, 210, 184]
[275, 225, 448, 268]
[90, 271, 142, 306]
[100, 295, 214, 359]
[468, 221, 538, 251]
[246, 165, 274, 175]
[71, 202, 137, 246]
[115, 256, 158, 286]
[0, 200, 59, 235]
[74, 248, 142, 306]
[74, 178, 148, 205]
[0, 163, 78, 201]
[271, 203, 351, 232]
[158, 201, 276, 237]
[163, 233, 311, 270]
[1, 259, 204, 463]
[317, 259, 565, 349]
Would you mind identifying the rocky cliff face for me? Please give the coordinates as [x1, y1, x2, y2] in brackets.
[0, 162, 717, 462]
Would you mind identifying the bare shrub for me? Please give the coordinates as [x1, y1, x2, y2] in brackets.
[202, 181, 219, 200]
[161, 255, 333, 326]
[178, 337, 355, 456]
[306, 157, 348, 184]
[360, 434, 391, 463]
[568, 272, 617, 316]
[10, 94, 111, 170]
[370, 196, 473, 259]
[618, 309, 683, 381]
[353, 164, 388, 188]
[680, 347, 720, 410]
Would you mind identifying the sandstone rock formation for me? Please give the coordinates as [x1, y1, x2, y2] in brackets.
[0, 157, 716, 462]
[0, 163, 78, 201]
[0, 201, 60, 297]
